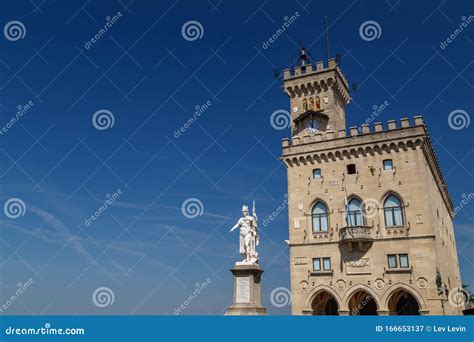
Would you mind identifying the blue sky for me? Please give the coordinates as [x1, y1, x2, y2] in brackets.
[0, 0, 473, 315]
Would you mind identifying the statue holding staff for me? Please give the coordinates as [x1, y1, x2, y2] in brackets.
[229, 201, 259, 264]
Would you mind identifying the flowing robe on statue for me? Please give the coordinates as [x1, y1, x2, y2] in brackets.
[236, 215, 258, 262]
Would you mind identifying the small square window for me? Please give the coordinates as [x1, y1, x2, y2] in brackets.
[388, 255, 397, 268]
[399, 254, 409, 268]
[347, 164, 356, 174]
[313, 258, 321, 271]
[323, 257, 331, 271]
[383, 159, 393, 170]
[313, 168, 321, 179]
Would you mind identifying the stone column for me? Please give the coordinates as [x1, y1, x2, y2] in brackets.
[225, 264, 267, 315]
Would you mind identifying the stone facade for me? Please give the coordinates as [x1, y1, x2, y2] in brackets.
[280, 54, 464, 315]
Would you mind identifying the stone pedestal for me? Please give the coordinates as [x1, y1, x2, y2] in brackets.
[225, 263, 267, 315]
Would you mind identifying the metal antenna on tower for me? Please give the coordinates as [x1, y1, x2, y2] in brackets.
[324, 16, 330, 63]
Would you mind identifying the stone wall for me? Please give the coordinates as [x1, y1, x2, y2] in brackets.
[282, 117, 463, 315]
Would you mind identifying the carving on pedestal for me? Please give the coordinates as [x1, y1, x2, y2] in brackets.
[225, 264, 267, 315]
[235, 276, 251, 303]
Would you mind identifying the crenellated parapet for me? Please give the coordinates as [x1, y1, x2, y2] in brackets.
[281, 116, 425, 152]
[281, 115, 453, 214]
[283, 58, 350, 105]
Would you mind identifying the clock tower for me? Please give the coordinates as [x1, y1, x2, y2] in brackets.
[283, 48, 350, 136]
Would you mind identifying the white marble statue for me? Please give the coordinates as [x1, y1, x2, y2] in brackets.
[229, 201, 259, 264]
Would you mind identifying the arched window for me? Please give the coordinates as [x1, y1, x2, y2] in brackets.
[312, 202, 328, 232]
[384, 195, 404, 226]
[346, 198, 364, 226]
[303, 99, 308, 111]
[309, 97, 315, 110]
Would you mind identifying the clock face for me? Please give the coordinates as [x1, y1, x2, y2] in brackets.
[305, 119, 320, 133]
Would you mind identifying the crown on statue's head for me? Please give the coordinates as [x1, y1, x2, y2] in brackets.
[242, 205, 249, 212]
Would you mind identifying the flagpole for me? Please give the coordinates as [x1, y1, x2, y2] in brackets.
[344, 186, 352, 226]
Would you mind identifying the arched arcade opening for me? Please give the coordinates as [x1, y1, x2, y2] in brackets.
[387, 289, 420, 315]
[310, 291, 339, 315]
[348, 290, 378, 315]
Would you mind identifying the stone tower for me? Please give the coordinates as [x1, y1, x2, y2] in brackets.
[281, 50, 464, 315]
[283, 48, 350, 138]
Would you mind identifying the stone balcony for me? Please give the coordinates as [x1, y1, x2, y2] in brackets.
[339, 226, 373, 252]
